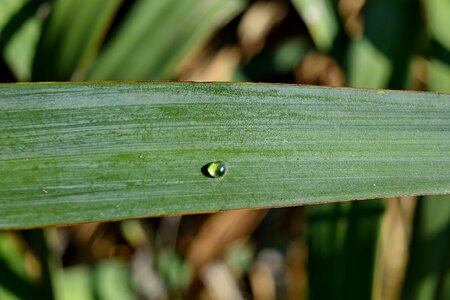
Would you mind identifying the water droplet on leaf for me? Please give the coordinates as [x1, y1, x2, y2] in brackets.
[206, 161, 226, 178]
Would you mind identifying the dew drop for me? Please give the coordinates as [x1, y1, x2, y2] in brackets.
[206, 161, 226, 178]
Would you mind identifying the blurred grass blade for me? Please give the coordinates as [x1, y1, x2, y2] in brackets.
[87, 0, 246, 80]
[428, 57, 450, 94]
[0, 233, 38, 300]
[347, 0, 422, 89]
[32, 0, 122, 81]
[0, 81, 450, 229]
[425, 0, 450, 93]
[401, 195, 450, 300]
[291, 0, 338, 51]
[372, 197, 416, 300]
[54, 266, 93, 300]
[94, 260, 136, 300]
[307, 200, 384, 300]
[347, 38, 392, 89]
[0, 0, 43, 81]
[234, 37, 312, 82]
[21, 229, 55, 299]
[424, 0, 450, 51]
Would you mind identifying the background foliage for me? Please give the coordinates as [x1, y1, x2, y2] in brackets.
[0, 0, 449, 299]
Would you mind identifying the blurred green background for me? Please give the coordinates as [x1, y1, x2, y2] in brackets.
[1, 0, 449, 299]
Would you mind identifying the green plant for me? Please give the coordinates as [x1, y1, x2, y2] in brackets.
[1, 0, 450, 299]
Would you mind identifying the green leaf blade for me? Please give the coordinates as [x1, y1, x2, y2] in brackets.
[87, 0, 246, 80]
[1, 82, 449, 229]
[31, 0, 122, 81]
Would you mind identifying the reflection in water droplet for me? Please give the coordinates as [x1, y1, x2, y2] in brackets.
[206, 161, 226, 178]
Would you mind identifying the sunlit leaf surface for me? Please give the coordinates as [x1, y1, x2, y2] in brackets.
[0, 82, 449, 229]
